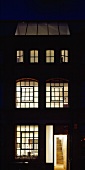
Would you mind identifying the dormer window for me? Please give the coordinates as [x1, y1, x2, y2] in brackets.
[60, 50, 68, 63]
[30, 50, 38, 63]
[46, 50, 54, 63]
[17, 50, 24, 62]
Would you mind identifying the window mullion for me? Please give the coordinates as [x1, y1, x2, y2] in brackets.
[33, 132, 34, 150]
[63, 85, 64, 107]
[33, 86, 34, 103]
[59, 86, 60, 108]
[20, 87, 22, 103]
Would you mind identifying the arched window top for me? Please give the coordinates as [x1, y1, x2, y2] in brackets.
[16, 78, 39, 108]
[16, 78, 38, 83]
[46, 78, 69, 108]
[46, 78, 68, 83]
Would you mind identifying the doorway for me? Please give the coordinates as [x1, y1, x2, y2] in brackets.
[54, 135, 67, 170]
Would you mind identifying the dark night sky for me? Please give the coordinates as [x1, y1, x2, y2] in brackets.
[0, 0, 85, 20]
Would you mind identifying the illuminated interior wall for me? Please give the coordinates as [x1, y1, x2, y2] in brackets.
[54, 135, 57, 166]
[54, 135, 67, 168]
[46, 125, 53, 163]
[62, 135, 67, 169]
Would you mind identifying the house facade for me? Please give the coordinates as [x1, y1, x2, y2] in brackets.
[0, 21, 85, 170]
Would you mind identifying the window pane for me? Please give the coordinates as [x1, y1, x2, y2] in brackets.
[46, 103, 50, 107]
[17, 50, 23, 56]
[16, 87, 20, 91]
[16, 82, 20, 86]
[61, 50, 64, 55]
[17, 150, 20, 156]
[26, 103, 29, 108]
[30, 50, 34, 56]
[20, 56, 23, 62]
[46, 97, 50, 102]
[46, 125, 53, 163]
[35, 57, 38, 62]
[35, 50, 38, 56]
[64, 84, 68, 91]
[46, 92, 50, 96]
[16, 103, 20, 108]
[60, 103, 63, 107]
[65, 50, 68, 56]
[30, 126, 34, 131]
[46, 80, 68, 108]
[35, 126, 38, 131]
[55, 103, 59, 107]
[21, 81, 25, 86]
[34, 132, 38, 137]
[16, 79, 38, 108]
[46, 57, 50, 63]
[34, 92, 38, 97]
[30, 57, 34, 63]
[17, 132, 20, 137]
[34, 98, 38, 102]
[22, 133, 25, 137]
[34, 103, 38, 108]
[17, 126, 20, 131]
[51, 57, 54, 62]
[34, 82, 38, 86]
[34, 87, 38, 91]
[51, 50, 54, 56]
[65, 57, 68, 62]
[26, 126, 29, 131]
[21, 126, 25, 131]
[46, 50, 50, 56]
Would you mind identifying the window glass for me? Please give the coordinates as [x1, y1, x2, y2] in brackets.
[15, 125, 39, 159]
[46, 50, 54, 63]
[16, 79, 38, 108]
[60, 50, 68, 63]
[17, 50, 24, 63]
[30, 50, 38, 63]
[46, 79, 69, 108]
[46, 125, 53, 163]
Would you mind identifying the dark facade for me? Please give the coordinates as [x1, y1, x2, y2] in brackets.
[0, 21, 85, 170]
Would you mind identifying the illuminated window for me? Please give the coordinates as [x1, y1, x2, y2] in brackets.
[46, 50, 54, 63]
[46, 78, 69, 108]
[15, 125, 39, 159]
[46, 125, 53, 163]
[17, 50, 24, 62]
[30, 50, 38, 63]
[16, 78, 38, 108]
[60, 50, 68, 63]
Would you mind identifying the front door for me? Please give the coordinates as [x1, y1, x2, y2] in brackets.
[54, 135, 67, 170]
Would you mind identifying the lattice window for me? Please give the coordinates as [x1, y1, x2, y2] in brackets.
[17, 50, 24, 62]
[46, 78, 68, 108]
[15, 125, 39, 159]
[16, 78, 38, 108]
[30, 50, 38, 63]
[46, 50, 54, 63]
[60, 50, 68, 63]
